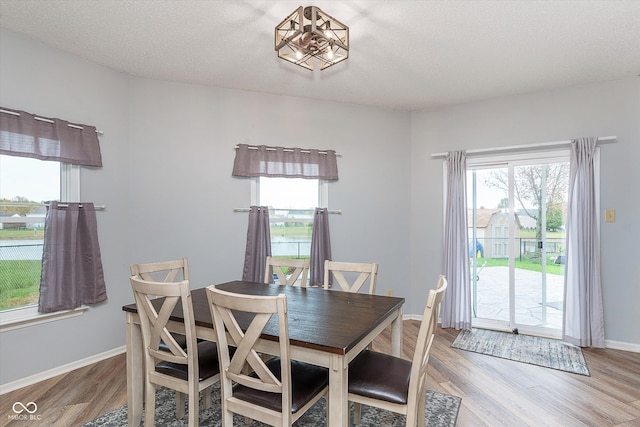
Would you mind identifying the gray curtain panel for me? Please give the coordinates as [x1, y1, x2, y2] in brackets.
[242, 206, 272, 282]
[0, 106, 102, 166]
[232, 144, 338, 180]
[563, 137, 605, 347]
[309, 208, 332, 287]
[39, 202, 107, 313]
[441, 151, 472, 330]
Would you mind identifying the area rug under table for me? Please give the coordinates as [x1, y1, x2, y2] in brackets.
[451, 328, 589, 376]
[84, 385, 461, 426]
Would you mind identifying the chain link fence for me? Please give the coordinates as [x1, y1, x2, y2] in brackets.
[0, 243, 43, 294]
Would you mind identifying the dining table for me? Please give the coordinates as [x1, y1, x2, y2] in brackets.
[123, 280, 405, 427]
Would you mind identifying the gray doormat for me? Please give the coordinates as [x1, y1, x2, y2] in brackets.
[452, 328, 589, 376]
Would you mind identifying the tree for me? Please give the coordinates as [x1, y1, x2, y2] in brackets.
[484, 163, 569, 256]
[0, 196, 38, 216]
[546, 204, 564, 231]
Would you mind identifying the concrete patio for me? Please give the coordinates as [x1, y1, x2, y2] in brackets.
[472, 265, 564, 330]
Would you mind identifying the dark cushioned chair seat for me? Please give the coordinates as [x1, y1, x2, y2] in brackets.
[158, 333, 187, 352]
[156, 341, 220, 381]
[233, 357, 329, 413]
[159, 333, 206, 352]
[348, 350, 411, 405]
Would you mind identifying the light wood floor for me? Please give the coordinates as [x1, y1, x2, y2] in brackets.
[2, 322, 639, 426]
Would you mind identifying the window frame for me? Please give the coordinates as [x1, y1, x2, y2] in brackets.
[251, 177, 328, 260]
[459, 147, 596, 338]
[0, 161, 86, 331]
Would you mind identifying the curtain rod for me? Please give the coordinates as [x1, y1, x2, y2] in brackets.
[430, 136, 617, 159]
[234, 145, 341, 157]
[234, 207, 341, 214]
[0, 108, 104, 136]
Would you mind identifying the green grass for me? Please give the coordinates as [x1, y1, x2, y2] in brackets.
[477, 256, 565, 275]
[0, 228, 44, 240]
[0, 229, 44, 309]
[0, 260, 41, 310]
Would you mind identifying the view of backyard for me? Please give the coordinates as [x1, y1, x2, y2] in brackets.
[0, 229, 44, 310]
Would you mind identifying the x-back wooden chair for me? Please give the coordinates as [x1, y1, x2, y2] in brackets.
[324, 260, 379, 294]
[347, 275, 448, 426]
[264, 256, 310, 287]
[206, 286, 329, 426]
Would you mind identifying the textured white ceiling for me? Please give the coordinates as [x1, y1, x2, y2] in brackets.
[1, 0, 639, 111]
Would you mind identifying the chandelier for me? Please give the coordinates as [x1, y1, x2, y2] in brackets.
[275, 6, 349, 71]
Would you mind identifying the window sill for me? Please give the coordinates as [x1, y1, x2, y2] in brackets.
[0, 304, 88, 332]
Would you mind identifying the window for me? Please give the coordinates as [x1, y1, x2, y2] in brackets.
[0, 155, 79, 313]
[253, 177, 327, 259]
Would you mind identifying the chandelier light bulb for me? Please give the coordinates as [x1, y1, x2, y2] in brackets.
[296, 50, 303, 60]
[327, 48, 334, 60]
[325, 21, 332, 39]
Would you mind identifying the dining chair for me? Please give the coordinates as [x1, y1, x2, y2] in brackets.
[264, 256, 310, 287]
[206, 286, 329, 426]
[347, 274, 448, 427]
[129, 275, 221, 427]
[323, 260, 379, 294]
[130, 259, 191, 351]
[130, 258, 189, 282]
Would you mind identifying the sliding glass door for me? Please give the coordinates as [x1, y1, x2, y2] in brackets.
[468, 152, 569, 338]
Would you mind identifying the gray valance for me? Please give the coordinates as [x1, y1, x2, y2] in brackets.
[0, 106, 103, 167]
[232, 144, 338, 180]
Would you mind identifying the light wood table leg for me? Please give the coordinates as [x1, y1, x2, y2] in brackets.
[126, 312, 143, 427]
[391, 307, 403, 356]
[328, 354, 349, 427]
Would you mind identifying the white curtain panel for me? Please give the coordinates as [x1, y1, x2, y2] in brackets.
[563, 137, 605, 347]
[441, 151, 472, 330]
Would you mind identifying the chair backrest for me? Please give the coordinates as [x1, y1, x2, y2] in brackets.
[264, 256, 310, 287]
[323, 260, 379, 294]
[129, 275, 198, 375]
[407, 275, 447, 413]
[206, 286, 292, 422]
[130, 258, 189, 282]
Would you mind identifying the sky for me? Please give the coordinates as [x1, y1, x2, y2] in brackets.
[0, 155, 60, 203]
[259, 177, 318, 209]
[468, 169, 508, 209]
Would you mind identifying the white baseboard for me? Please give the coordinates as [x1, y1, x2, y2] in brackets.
[605, 339, 640, 353]
[0, 346, 126, 395]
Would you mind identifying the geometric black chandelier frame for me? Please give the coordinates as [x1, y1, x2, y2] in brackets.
[275, 6, 349, 71]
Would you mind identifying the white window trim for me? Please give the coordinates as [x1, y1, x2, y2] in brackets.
[0, 162, 84, 330]
[0, 305, 88, 332]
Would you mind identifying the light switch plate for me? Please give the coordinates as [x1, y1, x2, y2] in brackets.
[605, 209, 616, 222]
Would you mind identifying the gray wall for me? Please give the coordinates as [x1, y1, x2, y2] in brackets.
[410, 77, 640, 346]
[0, 29, 411, 384]
[0, 29, 132, 384]
[127, 78, 411, 295]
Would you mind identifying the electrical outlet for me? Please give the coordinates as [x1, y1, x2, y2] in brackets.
[386, 289, 393, 296]
[605, 209, 616, 222]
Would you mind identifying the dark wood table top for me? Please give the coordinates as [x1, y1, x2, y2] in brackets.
[123, 280, 405, 355]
